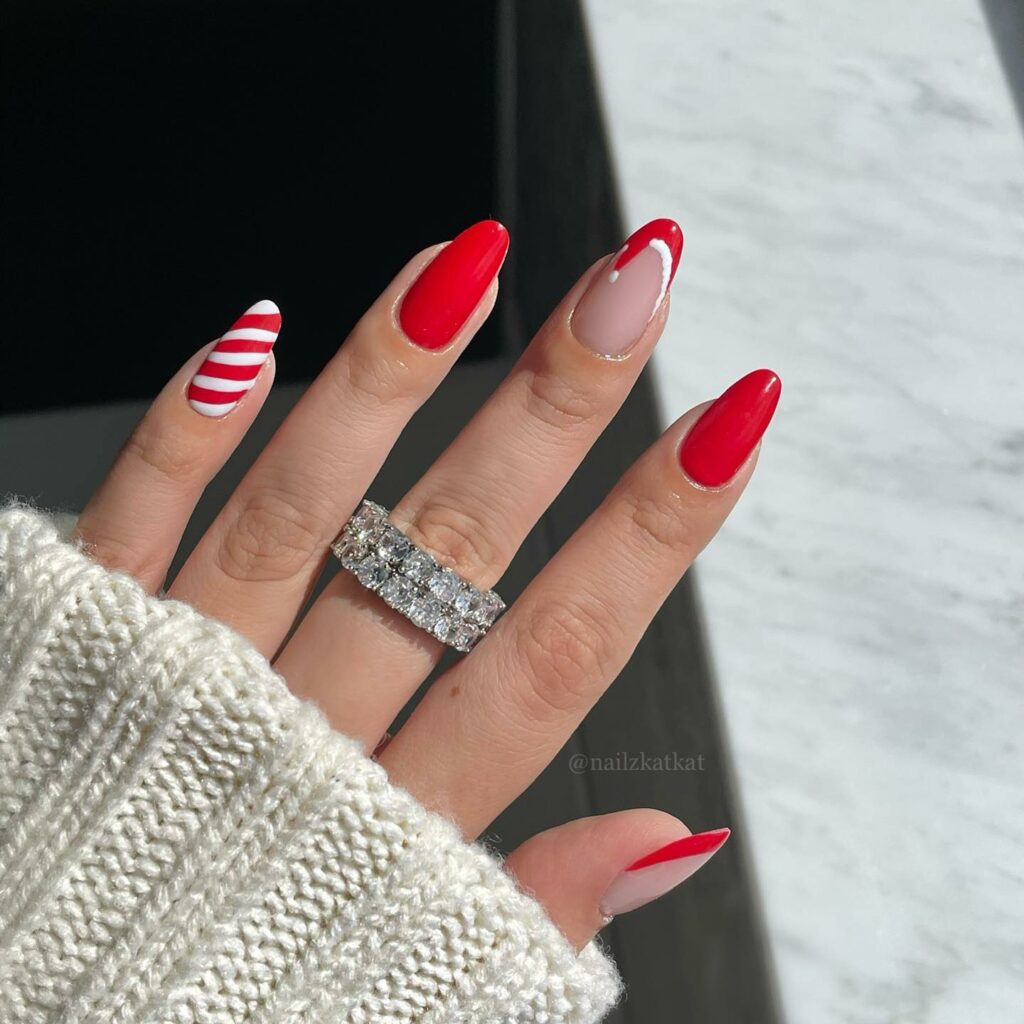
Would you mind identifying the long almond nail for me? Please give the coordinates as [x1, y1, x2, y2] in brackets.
[399, 220, 509, 350]
[599, 828, 730, 917]
[187, 300, 282, 417]
[571, 218, 683, 357]
[679, 369, 781, 487]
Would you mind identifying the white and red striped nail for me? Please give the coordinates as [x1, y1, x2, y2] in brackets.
[187, 300, 281, 417]
[599, 827, 730, 917]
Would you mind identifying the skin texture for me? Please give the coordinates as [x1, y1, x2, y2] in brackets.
[74, 222, 773, 950]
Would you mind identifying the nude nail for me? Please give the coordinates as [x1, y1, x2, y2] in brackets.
[599, 827, 729, 917]
[571, 218, 683, 357]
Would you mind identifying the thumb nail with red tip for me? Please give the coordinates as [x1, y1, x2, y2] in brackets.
[600, 828, 731, 917]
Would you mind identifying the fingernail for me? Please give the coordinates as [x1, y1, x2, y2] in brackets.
[599, 828, 730, 917]
[571, 218, 683, 357]
[187, 300, 282, 417]
[679, 369, 782, 487]
[399, 219, 510, 350]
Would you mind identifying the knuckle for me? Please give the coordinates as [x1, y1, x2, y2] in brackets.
[80, 525, 150, 581]
[217, 490, 327, 583]
[521, 366, 603, 432]
[341, 342, 414, 411]
[122, 427, 203, 489]
[620, 491, 697, 557]
[406, 500, 504, 581]
[512, 597, 615, 721]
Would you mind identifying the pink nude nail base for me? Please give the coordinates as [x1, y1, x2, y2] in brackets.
[570, 218, 683, 358]
[599, 827, 730, 917]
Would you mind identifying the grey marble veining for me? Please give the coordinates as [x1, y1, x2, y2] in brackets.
[584, 0, 1024, 1019]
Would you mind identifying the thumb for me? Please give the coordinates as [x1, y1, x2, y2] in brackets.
[504, 809, 730, 950]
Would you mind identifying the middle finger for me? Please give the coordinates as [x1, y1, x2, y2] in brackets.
[169, 219, 509, 654]
[278, 219, 683, 742]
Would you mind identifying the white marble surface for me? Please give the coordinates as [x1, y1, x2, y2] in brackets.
[585, 1, 1024, 1020]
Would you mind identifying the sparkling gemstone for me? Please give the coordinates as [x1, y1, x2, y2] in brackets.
[334, 534, 368, 569]
[431, 614, 456, 642]
[453, 586, 480, 618]
[340, 549, 366, 571]
[379, 575, 415, 612]
[409, 597, 442, 630]
[350, 502, 386, 543]
[402, 549, 436, 583]
[451, 622, 482, 652]
[472, 590, 506, 626]
[377, 526, 412, 563]
[428, 568, 462, 604]
[354, 555, 390, 591]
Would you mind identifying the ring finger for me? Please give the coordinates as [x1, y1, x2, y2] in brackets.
[382, 369, 781, 836]
[277, 219, 684, 741]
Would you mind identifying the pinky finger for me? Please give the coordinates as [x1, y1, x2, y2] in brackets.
[505, 810, 730, 950]
[74, 300, 281, 591]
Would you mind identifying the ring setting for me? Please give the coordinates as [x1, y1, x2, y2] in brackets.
[331, 500, 505, 652]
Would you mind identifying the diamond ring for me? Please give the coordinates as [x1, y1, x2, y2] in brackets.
[330, 500, 505, 652]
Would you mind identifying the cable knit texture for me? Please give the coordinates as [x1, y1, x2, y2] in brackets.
[0, 506, 621, 1024]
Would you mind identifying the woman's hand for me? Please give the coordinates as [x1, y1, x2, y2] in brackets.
[73, 218, 779, 947]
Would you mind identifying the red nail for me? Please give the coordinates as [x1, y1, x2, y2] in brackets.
[399, 219, 510, 349]
[679, 369, 782, 487]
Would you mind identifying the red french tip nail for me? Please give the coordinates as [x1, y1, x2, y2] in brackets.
[678, 369, 782, 487]
[611, 217, 684, 286]
[399, 219, 510, 350]
[626, 827, 731, 871]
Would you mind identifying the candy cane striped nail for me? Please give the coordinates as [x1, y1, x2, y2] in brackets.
[187, 300, 282, 417]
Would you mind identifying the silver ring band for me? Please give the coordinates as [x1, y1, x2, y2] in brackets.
[330, 500, 505, 652]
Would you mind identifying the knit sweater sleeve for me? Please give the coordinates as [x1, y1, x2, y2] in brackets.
[0, 506, 621, 1024]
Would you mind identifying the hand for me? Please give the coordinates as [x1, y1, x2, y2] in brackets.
[74, 218, 779, 945]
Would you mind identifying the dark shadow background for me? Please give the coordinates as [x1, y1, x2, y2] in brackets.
[1, 2, 784, 1021]
[2, 0, 500, 413]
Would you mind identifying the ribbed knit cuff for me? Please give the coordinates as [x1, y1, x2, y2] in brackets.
[0, 506, 621, 1024]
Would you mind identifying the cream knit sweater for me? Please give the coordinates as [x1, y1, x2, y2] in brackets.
[0, 506, 620, 1023]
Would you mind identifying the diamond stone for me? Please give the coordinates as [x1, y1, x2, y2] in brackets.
[331, 533, 357, 560]
[334, 535, 368, 570]
[427, 568, 462, 604]
[350, 501, 386, 543]
[472, 590, 506, 626]
[409, 597, 442, 630]
[401, 549, 436, 583]
[431, 613, 457, 643]
[379, 574, 415, 612]
[340, 550, 365, 571]
[377, 526, 412, 563]
[453, 586, 480, 618]
[451, 622, 482, 652]
[354, 555, 390, 591]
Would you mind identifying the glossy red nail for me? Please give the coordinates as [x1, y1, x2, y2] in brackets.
[399, 219, 509, 349]
[679, 369, 782, 487]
